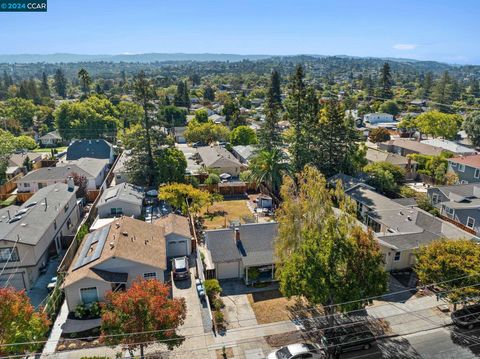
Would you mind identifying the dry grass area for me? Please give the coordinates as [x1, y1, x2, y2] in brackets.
[247, 290, 302, 324]
[201, 200, 254, 229]
[215, 347, 234, 359]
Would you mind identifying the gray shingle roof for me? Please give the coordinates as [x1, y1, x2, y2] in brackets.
[345, 186, 404, 211]
[232, 145, 256, 162]
[205, 222, 278, 267]
[16, 165, 93, 183]
[66, 139, 112, 161]
[197, 146, 243, 169]
[97, 183, 144, 207]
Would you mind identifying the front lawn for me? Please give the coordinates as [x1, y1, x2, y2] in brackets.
[201, 199, 254, 229]
[247, 290, 300, 324]
[31, 146, 67, 153]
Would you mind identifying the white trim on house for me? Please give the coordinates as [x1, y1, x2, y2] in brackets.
[79, 286, 99, 305]
[467, 217, 476, 229]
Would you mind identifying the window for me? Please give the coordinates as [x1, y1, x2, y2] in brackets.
[80, 287, 98, 304]
[53, 220, 57, 230]
[116, 174, 122, 179]
[67, 218, 72, 229]
[444, 206, 455, 216]
[458, 164, 465, 172]
[451, 162, 457, 168]
[143, 272, 157, 280]
[475, 169, 480, 179]
[0, 248, 19, 263]
[461, 180, 469, 184]
[394, 252, 401, 261]
[23, 183, 30, 188]
[432, 193, 439, 204]
[111, 208, 123, 215]
[64, 203, 69, 213]
[467, 217, 475, 229]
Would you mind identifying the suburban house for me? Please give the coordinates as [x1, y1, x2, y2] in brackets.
[63, 216, 167, 311]
[197, 146, 245, 177]
[344, 184, 477, 271]
[208, 114, 226, 124]
[153, 213, 192, 257]
[420, 139, 476, 157]
[177, 145, 201, 176]
[363, 113, 395, 128]
[378, 138, 444, 157]
[66, 139, 114, 164]
[365, 148, 418, 173]
[38, 131, 63, 147]
[111, 150, 130, 185]
[203, 222, 277, 284]
[16, 161, 104, 193]
[174, 126, 187, 144]
[329, 173, 371, 191]
[447, 155, 480, 184]
[6, 152, 47, 179]
[0, 183, 81, 290]
[96, 183, 144, 218]
[427, 183, 480, 235]
[231, 145, 256, 165]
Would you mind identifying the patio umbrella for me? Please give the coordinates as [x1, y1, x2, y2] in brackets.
[219, 173, 231, 180]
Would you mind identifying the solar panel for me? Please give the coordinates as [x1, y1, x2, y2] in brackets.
[72, 225, 110, 270]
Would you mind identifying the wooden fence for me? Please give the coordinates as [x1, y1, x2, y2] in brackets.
[0, 173, 22, 196]
[439, 215, 477, 235]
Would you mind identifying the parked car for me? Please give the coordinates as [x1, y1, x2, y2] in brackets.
[195, 279, 205, 299]
[46, 276, 57, 292]
[172, 256, 189, 280]
[322, 323, 376, 353]
[452, 304, 480, 329]
[267, 343, 324, 359]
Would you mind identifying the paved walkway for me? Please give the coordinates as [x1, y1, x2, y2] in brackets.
[42, 300, 69, 356]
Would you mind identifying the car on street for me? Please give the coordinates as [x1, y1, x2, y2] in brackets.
[322, 323, 376, 353]
[452, 303, 480, 329]
[267, 343, 325, 359]
[172, 256, 189, 280]
[46, 276, 57, 292]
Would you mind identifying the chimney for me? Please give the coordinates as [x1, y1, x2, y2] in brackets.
[234, 228, 240, 242]
[67, 176, 75, 192]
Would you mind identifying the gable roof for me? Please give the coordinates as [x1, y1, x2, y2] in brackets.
[57, 157, 109, 178]
[366, 148, 416, 166]
[420, 139, 476, 155]
[39, 130, 62, 141]
[64, 216, 166, 287]
[448, 155, 480, 169]
[8, 152, 46, 167]
[66, 139, 113, 161]
[382, 138, 444, 156]
[345, 186, 405, 212]
[97, 183, 144, 207]
[153, 213, 191, 238]
[16, 165, 93, 183]
[232, 145, 256, 162]
[205, 222, 277, 267]
[197, 146, 243, 169]
[0, 183, 76, 245]
[328, 174, 371, 191]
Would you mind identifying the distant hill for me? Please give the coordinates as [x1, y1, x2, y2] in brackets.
[0, 53, 276, 64]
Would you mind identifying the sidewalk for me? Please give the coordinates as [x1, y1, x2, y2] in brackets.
[42, 300, 69, 356]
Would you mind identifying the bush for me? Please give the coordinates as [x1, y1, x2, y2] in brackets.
[247, 267, 260, 281]
[89, 301, 101, 317]
[369, 127, 391, 143]
[212, 297, 224, 310]
[399, 185, 417, 198]
[214, 310, 224, 324]
[204, 279, 222, 298]
[76, 224, 89, 243]
[204, 173, 221, 185]
[74, 304, 87, 319]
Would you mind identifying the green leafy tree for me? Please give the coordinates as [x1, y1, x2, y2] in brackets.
[248, 148, 290, 195]
[275, 166, 388, 333]
[4, 98, 37, 131]
[222, 98, 241, 126]
[369, 127, 391, 143]
[158, 183, 219, 215]
[229, 125, 258, 146]
[184, 119, 229, 145]
[464, 112, 480, 147]
[364, 162, 405, 193]
[203, 85, 215, 102]
[155, 148, 187, 185]
[194, 109, 209, 123]
[116, 101, 144, 130]
[174, 81, 190, 108]
[0, 287, 51, 356]
[414, 111, 461, 139]
[416, 239, 480, 308]
[204, 173, 221, 185]
[379, 100, 400, 116]
[53, 68, 68, 98]
[162, 105, 187, 127]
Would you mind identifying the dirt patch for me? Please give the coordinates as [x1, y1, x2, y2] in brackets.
[265, 331, 306, 347]
[215, 347, 234, 359]
[247, 290, 305, 324]
[201, 200, 254, 229]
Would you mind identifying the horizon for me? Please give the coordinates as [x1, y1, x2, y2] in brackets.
[0, 0, 478, 65]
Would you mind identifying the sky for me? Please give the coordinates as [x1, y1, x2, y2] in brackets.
[0, 0, 478, 64]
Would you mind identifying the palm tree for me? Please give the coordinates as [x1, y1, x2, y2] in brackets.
[248, 148, 290, 195]
[77, 68, 92, 96]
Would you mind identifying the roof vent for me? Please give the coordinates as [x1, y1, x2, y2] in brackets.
[122, 231, 128, 236]
[109, 242, 115, 249]
[115, 222, 120, 229]
[131, 236, 135, 242]
[407, 216, 412, 221]
[20, 223, 27, 227]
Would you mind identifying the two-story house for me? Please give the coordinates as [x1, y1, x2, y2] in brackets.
[0, 182, 81, 290]
[447, 155, 480, 184]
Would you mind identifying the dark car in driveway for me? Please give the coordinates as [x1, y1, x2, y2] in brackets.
[452, 304, 480, 329]
[322, 323, 376, 353]
[172, 256, 189, 280]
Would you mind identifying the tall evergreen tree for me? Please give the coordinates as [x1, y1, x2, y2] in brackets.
[53, 68, 68, 98]
[182, 80, 190, 109]
[203, 85, 215, 102]
[133, 71, 157, 186]
[378, 62, 393, 99]
[432, 71, 453, 112]
[422, 72, 433, 98]
[40, 72, 50, 98]
[270, 69, 282, 107]
[259, 72, 283, 151]
[174, 81, 189, 108]
[285, 65, 308, 173]
[78, 68, 92, 96]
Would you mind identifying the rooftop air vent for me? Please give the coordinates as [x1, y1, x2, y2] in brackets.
[122, 231, 128, 236]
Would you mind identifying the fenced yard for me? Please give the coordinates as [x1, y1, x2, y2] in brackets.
[200, 199, 255, 229]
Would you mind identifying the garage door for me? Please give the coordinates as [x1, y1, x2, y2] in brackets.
[217, 262, 239, 279]
[0, 272, 26, 290]
[167, 240, 188, 257]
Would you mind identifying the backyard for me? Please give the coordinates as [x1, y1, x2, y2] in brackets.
[200, 199, 254, 229]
